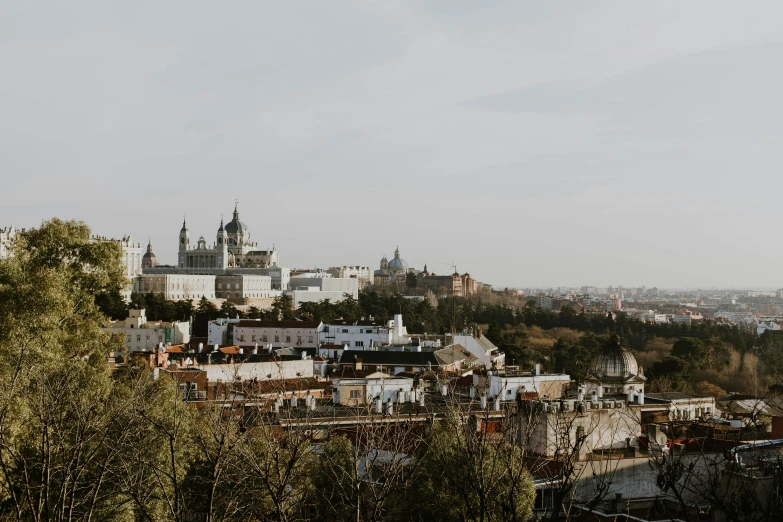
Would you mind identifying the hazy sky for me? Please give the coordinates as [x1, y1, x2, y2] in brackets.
[2, 2, 783, 289]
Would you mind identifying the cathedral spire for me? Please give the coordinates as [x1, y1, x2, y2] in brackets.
[233, 200, 240, 220]
[181, 215, 187, 231]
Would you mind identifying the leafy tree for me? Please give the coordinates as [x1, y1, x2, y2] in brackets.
[271, 294, 294, 321]
[405, 271, 417, 288]
[671, 337, 707, 368]
[413, 408, 535, 522]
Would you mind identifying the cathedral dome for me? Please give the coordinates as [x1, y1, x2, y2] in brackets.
[225, 218, 248, 235]
[387, 257, 408, 271]
[225, 202, 249, 235]
[142, 240, 157, 268]
[387, 246, 408, 271]
[592, 338, 639, 380]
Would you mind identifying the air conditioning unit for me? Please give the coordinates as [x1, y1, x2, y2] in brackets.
[615, 401, 624, 408]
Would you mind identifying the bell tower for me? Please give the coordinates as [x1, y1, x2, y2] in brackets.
[216, 216, 228, 268]
[178, 216, 190, 268]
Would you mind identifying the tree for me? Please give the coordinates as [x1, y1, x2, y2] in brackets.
[0, 219, 138, 521]
[271, 295, 294, 321]
[413, 407, 535, 522]
[670, 337, 707, 369]
[405, 272, 417, 289]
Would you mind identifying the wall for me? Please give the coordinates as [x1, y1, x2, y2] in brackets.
[191, 359, 313, 382]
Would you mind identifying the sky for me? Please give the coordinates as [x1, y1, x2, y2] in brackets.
[2, 1, 783, 289]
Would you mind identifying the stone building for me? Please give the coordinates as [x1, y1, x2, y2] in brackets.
[141, 240, 157, 269]
[417, 267, 464, 296]
[135, 273, 216, 300]
[104, 309, 190, 353]
[177, 202, 279, 270]
[582, 336, 646, 398]
[374, 247, 414, 284]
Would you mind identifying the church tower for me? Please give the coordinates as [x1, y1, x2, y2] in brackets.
[178, 217, 190, 268]
[216, 216, 228, 268]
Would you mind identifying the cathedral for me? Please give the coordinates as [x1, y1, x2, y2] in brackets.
[176, 202, 279, 270]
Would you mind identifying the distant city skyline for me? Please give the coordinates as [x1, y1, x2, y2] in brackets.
[3, 2, 783, 288]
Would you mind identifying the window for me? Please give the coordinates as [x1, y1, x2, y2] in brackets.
[286, 335, 291, 342]
[252, 335, 256, 342]
[349, 390, 361, 399]
[239, 335, 245, 341]
[308, 336, 313, 343]
[136, 335, 141, 342]
[342, 329, 349, 334]
[355, 341, 364, 347]
[274, 335, 279, 342]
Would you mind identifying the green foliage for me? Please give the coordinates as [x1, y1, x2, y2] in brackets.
[414, 410, 535, 522]
[552, 332, 604, 382]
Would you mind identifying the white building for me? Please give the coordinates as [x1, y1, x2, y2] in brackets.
[320, 319, 390, 350]
[482, 369, 571, 401]
[104, 309, 190, 353]
[328, 265, 374, 289]
[319, 314, 413, 350]
[230, 320, 324, 350]
[179, 357, 312, 383]
[332, 373, 416, 407]
[757, 321, 782, 336]
[215, 274, 275, 299]
[91, 235, 142, 300]
[286, 276, 359, 308]
[135, 274, 216, 300]
[0, 225, 16, 259]
[445, 329, 505, 368]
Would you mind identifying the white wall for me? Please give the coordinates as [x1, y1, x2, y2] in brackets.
[192, 359, 313, 382]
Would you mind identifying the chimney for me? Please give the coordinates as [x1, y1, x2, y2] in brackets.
[375, 396, 382, 414]
[493, 397, 501, 411]
[627, 389, 635, 403]
[290, 394, 297, 408]
[253, 343, 258, 355]
[238, 348, 244, 355]
[198, 343, 204, 353]
[440, 383, 448, 396]
[480, 394, 487, 409]
[386, 399, 393, 416]
[638, 389, 644, 405]
[534, 363, 541, 376]
[354, 356, 362, 371]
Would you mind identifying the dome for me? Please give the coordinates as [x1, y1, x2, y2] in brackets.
[387, 257, 408, 271]
[142, 240, 157, 268]
[592, 343, 639, 380]
[225, 202, 249, 235]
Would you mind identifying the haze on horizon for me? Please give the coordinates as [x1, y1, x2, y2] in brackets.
[2, 2, 783, 290]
